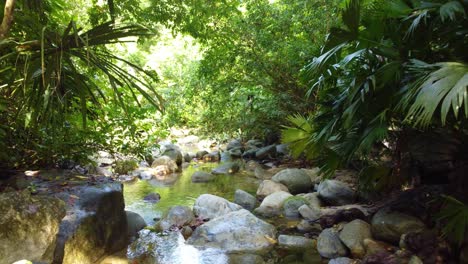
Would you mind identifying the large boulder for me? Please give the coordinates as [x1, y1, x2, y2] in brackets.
[234, 189, 257, 211]
[317, 228, 348, 259]
[256, 180, 289, 199]
[371, 208, 426, 244]
[193, 194, 242, 220]
[272, 169, 312, 194]
[161, 146, 183, 166]
[255, 145, 277, 160]
[211, 162, 240, 175]
[56, 182, 129, 264]
[187, 209, 277, 254]
[339, 219, 372, 258]
[254, 191, 292, 217]
[0, 191, 66, 264]
[156, 206, 195, 231]
[126, 211, 147, 239]
[191, 171, 215, 183]
[317, 180, 356, 206]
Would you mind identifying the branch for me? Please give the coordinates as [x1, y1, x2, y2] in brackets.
[0, 0, 16, 41]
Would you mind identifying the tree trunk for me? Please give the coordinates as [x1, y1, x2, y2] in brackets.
[0, 0, 16, 41]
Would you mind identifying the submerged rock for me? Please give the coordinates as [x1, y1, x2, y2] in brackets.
[193, 194, 242, 220]
[191, 171, 215, 183]
[211, 162, 240, 175]
[143, 193, 161, 203]
[0, 191, 66, 264]
[271, 169, 312, 194]
[187, 209, 277, 254]
[157, 206, 195, 231]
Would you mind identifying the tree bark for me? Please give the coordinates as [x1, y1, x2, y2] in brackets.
[0, 0, 16, 41]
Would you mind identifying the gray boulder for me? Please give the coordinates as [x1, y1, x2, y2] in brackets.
[242, 149, 257, 159]
[187, 209, 277, 254]
[317, 228, 348, 259]
[329, 257, 354, 264]
[283, 197, 308, 218]
[234, 189, 257, 211]
[126, 211, 147, 239]
[317, 180, 355, 206]
[339, 219, 372, 258]
[162, 147, 183, 166]
[191, 171, 215, 183]
[298, 204, 321, 221]
[227, 139, 242, 150]
[229, 147, 243, 158]
[278, 235, 313, 251]
[256, 180, 289, 199]
[371, 207, 426, 244]
[211, 162, 240, 175]
[0, 191, 66, 264]
[272, 169, 312, 194]
[193, 194, 242, 220]
[157, 206, 195, 231]
[254, 191, 292, 217]
[255, 145, 277, 160]
[297, 192, 322, 209]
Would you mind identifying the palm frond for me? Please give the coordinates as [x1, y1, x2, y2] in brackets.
[440, 1, 466, 22]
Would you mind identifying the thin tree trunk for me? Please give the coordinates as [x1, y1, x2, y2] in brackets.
[0, 0, 16, 41]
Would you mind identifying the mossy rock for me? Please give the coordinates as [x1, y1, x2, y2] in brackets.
[114, 159, 138, 175]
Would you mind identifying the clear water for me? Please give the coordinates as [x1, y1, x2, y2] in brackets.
[123, 162, 260, 225]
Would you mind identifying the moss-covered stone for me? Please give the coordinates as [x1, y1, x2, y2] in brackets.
[0, 190, 66, 264]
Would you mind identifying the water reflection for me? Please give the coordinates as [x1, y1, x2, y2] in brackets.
[124, 162, 260, 225]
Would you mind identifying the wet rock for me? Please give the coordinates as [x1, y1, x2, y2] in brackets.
[228, 147, 243, 158]
[254, 166, 275, 180]
[0, 191, 66, 264]
[297, 219, 322, 234]
[254, 191, 292, 217]
[56, 182, 129, 264]
[371, 208, 426, 244]
[297, 192, 322, 209]
[183, 153, 192, 162]
[151, 156, 178, 174]
[317, 180, 355, 206]
[191, 171, 215, 183]
[227, 139, 242, 151]
[196, 150, 209, 159]
[126, 211, 147, 239]
[143, 193, 161, 203]
[329, 257, 354, 264]
[256, 145, 277, 160]
[256, 180, 289, 199]
[203, 151, 220, 162]
[319, 207, 367, 229]
[187, 209, 277, 254]
[229, 253, 265, 264]
[339, 219, 372, 258]
[193, 194, 242, 220]
[211, 162, 240, 175]
[272, 169, 312, 194]
[317, 228, 348, 259]
[278, 235, 313, 251]
[234, 189, 257, 211]
[283, 197, 308, 218]
[298, 204, 321, 221]
[157, 206, 195, 231]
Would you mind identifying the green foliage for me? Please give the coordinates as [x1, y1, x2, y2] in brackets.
[283, 0, 468, 178]
[436, 195, 468, 247]
[114, 159, 138, 175]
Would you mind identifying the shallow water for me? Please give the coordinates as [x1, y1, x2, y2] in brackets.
[123, 162, 260, 225]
